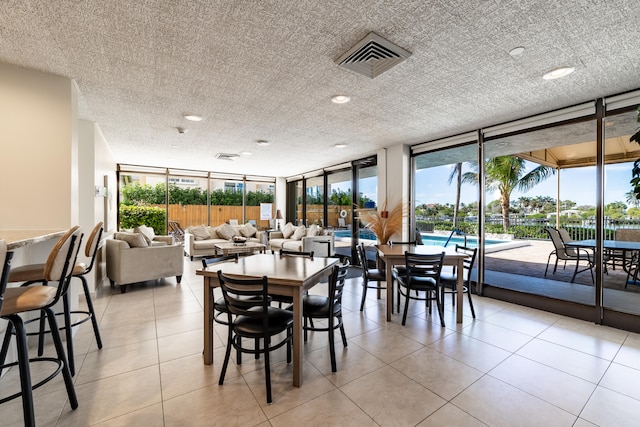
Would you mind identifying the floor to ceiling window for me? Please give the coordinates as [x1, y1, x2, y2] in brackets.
[305, 176, 324, 227]
[118, 167, 168, 234]
[167, 171, 209, 229]
[327, 169, 352, 230]
[244, 178, 275, 230]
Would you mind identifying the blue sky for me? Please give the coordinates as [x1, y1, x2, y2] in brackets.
[415, 161, 634, 207]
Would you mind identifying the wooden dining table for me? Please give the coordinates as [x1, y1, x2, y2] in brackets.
[197, 253, 339, 387]
[376, 244, 468, 323]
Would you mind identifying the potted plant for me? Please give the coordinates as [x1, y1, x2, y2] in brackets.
[358, 199, 406, 244]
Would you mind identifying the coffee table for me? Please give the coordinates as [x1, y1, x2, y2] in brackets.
[214, 241, 266, 256]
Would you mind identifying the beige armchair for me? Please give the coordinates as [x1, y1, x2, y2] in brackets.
[106, 233, 184, 293]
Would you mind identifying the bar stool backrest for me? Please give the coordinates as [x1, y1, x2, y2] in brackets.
[44, 226, 83, 305]
[0, 240, 12, 312]
[84, 222, 104, 264]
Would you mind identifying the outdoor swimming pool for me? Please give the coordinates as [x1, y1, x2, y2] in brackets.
[332, 229, 526, 252]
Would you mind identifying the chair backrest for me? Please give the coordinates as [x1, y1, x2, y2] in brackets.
[201, 254, 238, 269]
[0, 240, 13, 314]
[328, 261, 350, 311]
[558, 228, 573, 243]
[615, 228, 640, 242]
[545, 227, 564, 251]
[42, 227, 83, 307]
[217, 271, 269, 326]
[355, 243, 370, 274]
[454, 244, 478, 283]
[279, 249, 314, 259]
[80, 222, 104, 274]
[403, 251, 445, 286]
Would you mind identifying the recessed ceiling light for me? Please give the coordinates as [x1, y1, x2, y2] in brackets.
[183, 114, 203, 122]
[508, 46, 525, 58]
[331, 95, 351, 104]
[240, 151, 253, 156]
[335, 143, 347, 148]
[256, 139, 271, 146]
[542, 67, 575, 80]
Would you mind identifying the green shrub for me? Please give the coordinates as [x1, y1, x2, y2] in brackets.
[119, 205, 167, 234]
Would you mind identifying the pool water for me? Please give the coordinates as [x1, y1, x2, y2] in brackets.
[333, 230, 505, 247]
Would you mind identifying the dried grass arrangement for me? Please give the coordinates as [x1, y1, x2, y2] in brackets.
[359, 200, 405, 244]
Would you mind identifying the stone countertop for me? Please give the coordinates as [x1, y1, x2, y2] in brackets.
[0, 229, 66, 250]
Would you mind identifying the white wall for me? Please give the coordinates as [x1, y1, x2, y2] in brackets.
[378, 144, 411, 241]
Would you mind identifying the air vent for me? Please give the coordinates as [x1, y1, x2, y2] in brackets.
[215, 153, 239, 161]
[336, 32, 411, 79]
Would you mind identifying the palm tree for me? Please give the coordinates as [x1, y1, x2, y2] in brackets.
[463, 156, 555, 231]
[447, 163, 462, 228]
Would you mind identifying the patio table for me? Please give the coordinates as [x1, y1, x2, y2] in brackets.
[565, 239, 640, 282]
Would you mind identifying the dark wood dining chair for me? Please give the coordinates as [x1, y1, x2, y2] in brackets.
[440, 244, 477, 318]
[396, 251, 445, 326]
[356, 243, 386, 311]
[302, 260, 350, 372]
[217, 271, 293, 404]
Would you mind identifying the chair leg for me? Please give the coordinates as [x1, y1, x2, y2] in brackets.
[359, 279, 368, 311]
[44, 307, 78, 409]
[328, 316, 336, 373]
[6, 315, 36, 427]
[79, 275, 103, 349]
[339, 318, 348, 348]
[466, 286, 476, 318]
[62, 292, 75, 376]
[402, 287, 410, 326]
[218, 328, 234, 386]
[264, 336, 272, 404]
[0, 320, 13, 376]
[434, 290, 446, 328]
[304, 317, 308, 342]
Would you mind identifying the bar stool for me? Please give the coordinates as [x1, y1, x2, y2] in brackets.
[0, 229, 80, 426]
[5, 223, 103, 375]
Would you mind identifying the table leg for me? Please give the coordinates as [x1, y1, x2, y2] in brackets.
[456, 258, 464, 323]
[292, 289, 303, 387]
[203, 277, 214, 364]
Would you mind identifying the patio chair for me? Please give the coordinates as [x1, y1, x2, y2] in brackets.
[544, 227, 594, 283]
[168, 220, 185, 244]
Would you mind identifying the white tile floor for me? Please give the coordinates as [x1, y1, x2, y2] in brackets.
[2, 257, 640, 426]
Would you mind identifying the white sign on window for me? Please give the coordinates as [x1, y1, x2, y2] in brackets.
[260, 203, 273, 220]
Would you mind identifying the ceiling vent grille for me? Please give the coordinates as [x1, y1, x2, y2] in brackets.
[215, 153, 239, 161]
[336, 32, 412, 79]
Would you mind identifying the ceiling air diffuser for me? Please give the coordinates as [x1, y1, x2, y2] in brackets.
[336, 32, 412, 78]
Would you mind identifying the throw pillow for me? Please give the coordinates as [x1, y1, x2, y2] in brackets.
[134, 225, 155, 244]
[292, 225, 307, 240]
[282, 222, 295, 239]
[240, 222, 257, 237]
[217, 223, 236, 240]
[206, 226, 219, 239]
[307, 224, 319, 237]
[190, 225, 211, 241]
[115, 232, 149, 248]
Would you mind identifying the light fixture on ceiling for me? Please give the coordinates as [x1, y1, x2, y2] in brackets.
[256, 139, 271, 146]
[240, 151, 253, 156]
[176, 127, 188, 134]
[183, 114, 203, 122]
[508, 46, 525, 58]
[331, 95, 351, 104]
[335, 143, 347, 148]
[543, 67, 575, 80]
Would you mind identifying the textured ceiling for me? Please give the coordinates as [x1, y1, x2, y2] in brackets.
[1, 0, 638, 177]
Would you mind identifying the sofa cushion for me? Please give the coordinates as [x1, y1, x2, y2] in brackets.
[191, 225, 211, 241]
[115, 232, 149, 248]
[292, 226, 307, 240]
[192, 240, 221, 250]
[134, 225, 155, 244]
[307, 224, 319, 237]
[282, 222, 295, 239]
[206, 226, 219, 239]
[282, 240, 303, 251]
[217, 223, 236, 240]
[240, 222, 258, 238]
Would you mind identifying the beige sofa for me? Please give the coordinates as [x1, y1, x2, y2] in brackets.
[106, 231, 184, 293]
[268, 223, 335, 256]
[184, 223, 265, 260]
